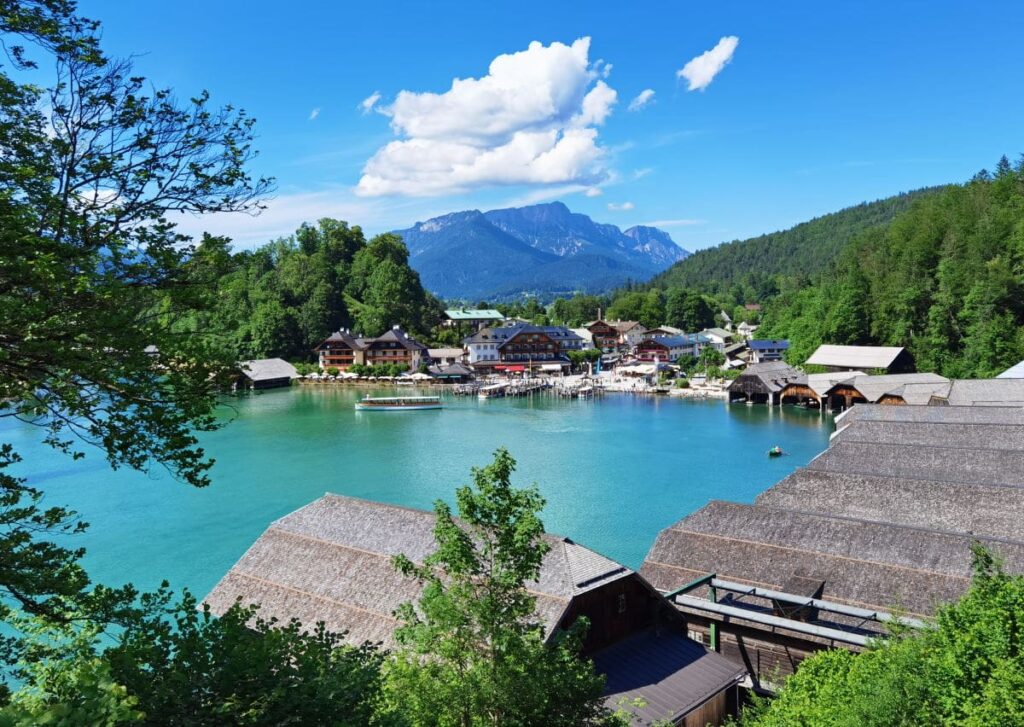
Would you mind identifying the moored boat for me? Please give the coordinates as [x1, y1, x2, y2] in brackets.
[355, 396, 443, 411]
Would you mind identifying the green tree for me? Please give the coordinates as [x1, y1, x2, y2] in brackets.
[734, 547, 1024, 727]
[3, 588, 383, 726]
[380, 449, 614, 727]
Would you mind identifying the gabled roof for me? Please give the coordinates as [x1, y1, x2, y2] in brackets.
[701, 327, 733, 340]
[314, 329, 365, 351]
[998, 360, 1024, 379]
[645, 325, 684, 336]
[444, 308, 504, 321]
[239, 358, 299, 382]
[203, 494, 633, 649]
[728, 362, 800, 393]
[463, 323, 582, 347]
[932, 378, 1024, 407]
[611, 320, 644, 333]
[826, 373, 948, 403]
[806, 344, 906, 370]
[427, 348, 465, 359]
[365, 327, 427, 351]
[748, 339, 789, 351]
[784, 371, 865, 397]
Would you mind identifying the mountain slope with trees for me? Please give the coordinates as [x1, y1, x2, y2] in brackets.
[759, 160, 1024, 377]
[648, 188, 942, 301]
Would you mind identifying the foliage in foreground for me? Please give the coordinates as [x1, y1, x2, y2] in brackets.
[2, 589, 383, 726]
[380, 448, 618, 727]
[734, 547, 1024, 727]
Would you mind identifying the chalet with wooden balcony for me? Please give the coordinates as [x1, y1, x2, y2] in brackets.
[463, 323, 583, 373]
[314, 326, 426, 371]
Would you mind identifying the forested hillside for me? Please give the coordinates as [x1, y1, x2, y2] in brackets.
[182, 220, 443, 361]
[760, 159, 1024, 377]
[649, 188, 940, 300]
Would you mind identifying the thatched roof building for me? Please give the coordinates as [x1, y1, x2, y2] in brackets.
[641, 405, 1024, 687]
[205, 494, 745, 725]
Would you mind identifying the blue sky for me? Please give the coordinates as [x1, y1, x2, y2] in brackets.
[82, 1, 1024, 250]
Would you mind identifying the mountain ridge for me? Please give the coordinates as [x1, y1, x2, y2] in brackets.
[393, 201, 689, 300]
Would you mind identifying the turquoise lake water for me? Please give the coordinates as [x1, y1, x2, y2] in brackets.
[4, 389, 834, 599]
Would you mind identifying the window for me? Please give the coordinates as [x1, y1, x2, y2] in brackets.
[687, 629, 704, 645]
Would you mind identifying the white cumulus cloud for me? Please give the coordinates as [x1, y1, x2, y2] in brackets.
[628, 89, 655, 112]
[584, 187, 603, 197]
[359, 92, 382, 114]
[356, 37, 617, 197]
[677, 36, 739, 91]
[607, 201, 634, 211]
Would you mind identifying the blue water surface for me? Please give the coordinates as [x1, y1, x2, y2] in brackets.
[3, 389, 833, 598]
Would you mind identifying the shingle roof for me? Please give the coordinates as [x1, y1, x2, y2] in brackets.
[701, 327, 733, 340]
[827, 373, 949, 403]
[238, 358, 299, 382]
[806, 344, 907, 369]
[641, 334, 708, 348]
[784, 371, 865, 398]
[727, 362, 801, 394]
[315, 330, 364, 351]
[611, 320, 643, 333]
[463, 323, 582, 347]
[931, 378, 1024, 407]
[204, 494, 633, 648]
[367, 327, 427, 351]
[641, 405, 1024, 618]
[594, 630, 744, 725]
[998, 360, 1024, 379]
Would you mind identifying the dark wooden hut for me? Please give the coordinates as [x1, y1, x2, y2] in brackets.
[727, 362, 800, 404]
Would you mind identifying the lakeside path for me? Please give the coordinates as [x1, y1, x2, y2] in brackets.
[4, 388, 833, 601]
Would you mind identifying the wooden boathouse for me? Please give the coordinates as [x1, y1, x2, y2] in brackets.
[205, 495, 746, 726]
[640, 404, 1024, 690]
[727, 362, 800, 404]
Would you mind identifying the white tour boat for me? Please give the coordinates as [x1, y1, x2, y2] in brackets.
[354, 395, 443, 411]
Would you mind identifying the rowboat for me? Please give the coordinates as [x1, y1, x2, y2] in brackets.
[355, 396, 443, 411]
[768, 446, 783, 457]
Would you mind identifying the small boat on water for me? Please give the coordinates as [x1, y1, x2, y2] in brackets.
[768, 446, 783, 457]
[355, 396, 443, 411]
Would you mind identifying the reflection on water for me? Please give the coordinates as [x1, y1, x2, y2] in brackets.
[4, 388, 833, 596]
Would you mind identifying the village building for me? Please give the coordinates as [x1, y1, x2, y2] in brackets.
[640, 404, 1024, 690]
[427, 362, 474, 382]
[823, 373, 948, 409]
[736, 321, 758, 340]
[426, 348, 466, 366]
[699, 328, 733, 351]
[237, 358, 300, 389]
[644, 325, 684, 339]
[442, 308, 504, 330]
[204, 494, 746, 726]
[462, 323, 583, 374]
[723, 341, 749, 369]
[314, 329, 365, 370]
[727, 362, 801, 404]
[805, 344, 915, 373]
[570, 327, 595, 348]
[362, 326, 427, 370]
[636, 334, 711, 363]
[612, 320, 647, 348]
[718, 310, 733, 331]
[585, 319, 621, 352]
[747, 339, 789, 363]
